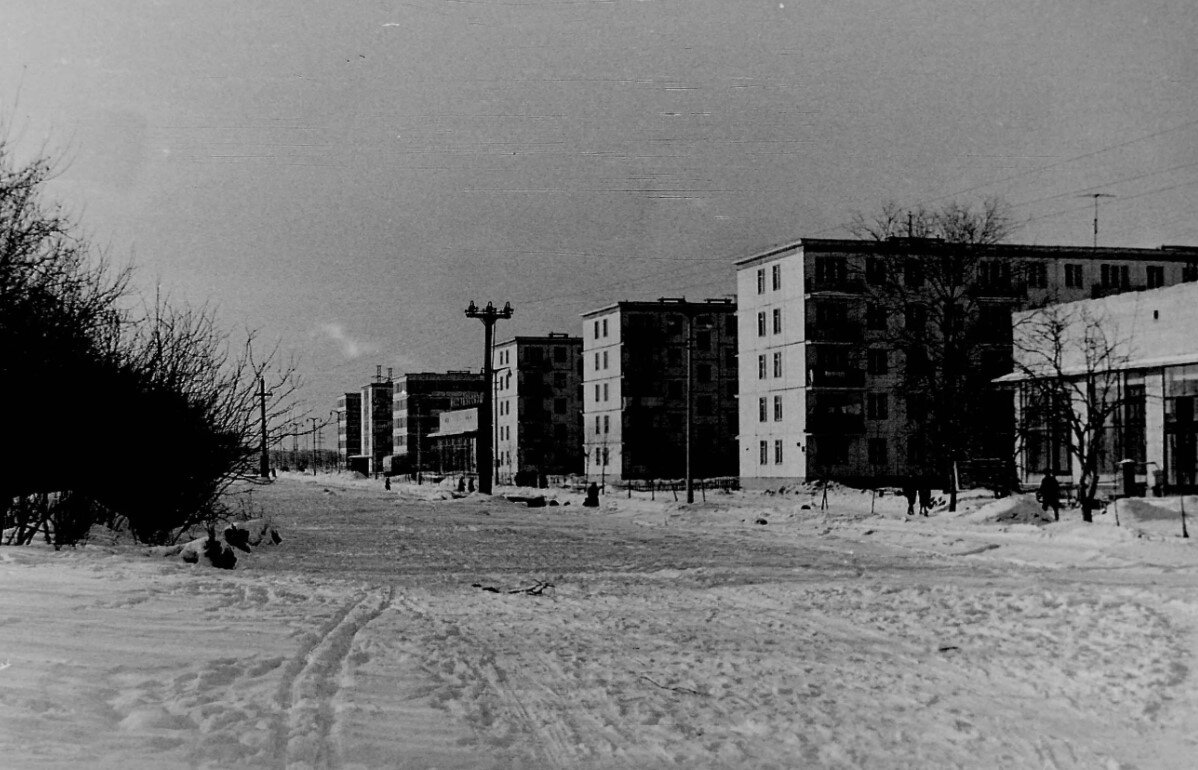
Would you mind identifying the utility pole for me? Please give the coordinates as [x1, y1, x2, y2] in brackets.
[258, 377, 272, 478]
[1080, 193, 1116, 250]
[685, 312, 694, 504]
[310, 417, 319, 476]
[465, 300, 514, 494]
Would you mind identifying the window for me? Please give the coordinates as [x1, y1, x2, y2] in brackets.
[904, 260, 924, 288]
[759, 397, 768, 422]
[554, 423, 566, 441]
[757, 268, 766, 294]
[774, 440, 784, 464]
[865, 257, 886, 285]
[554, 346, 566, 362]
[978, 260, 1011, 288]
[905, 304, 926, 331]
[868, 438, 888, 466]
[1065, 263, 1084, 288]
[724, 348, 736, 368]
[772, 263, 782, 290]
[602, 350, 609, 369]
[594, 384, 601, 401]
[603, 415, 610, 434]
[697, 395, 713, 416]
[773, 395, 783, 421]
[595, 415, 601, 433]
[1147, 265, 1165, 289]
[593, 320, 600, 339]
[867, 349, 888, 375]
[758, 354, 767, 379]
[696, 330, 711, 350]
[1025, 261, 1048, 289]
[865, 303, 887, 330]
[726, 314, 737, 336]
[773, 351, 783, 378]
[602, 318, 609, 337]
[554, 372, 566, 387]
[603, 383, 609, 401]
[554, 397, 566, 414]
[772, 308, 782, 334]
[814, 256, 847, 288]
[697, 363, 712, 383]
[1101, 264, 1130, 289]
[757, 312, 767, 337]
[867, 392, 889, 420]
[760, 440, 769, 465]
[594, 352, 600, 371]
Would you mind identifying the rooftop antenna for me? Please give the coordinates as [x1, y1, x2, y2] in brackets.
[1079, 193, 1116, 249]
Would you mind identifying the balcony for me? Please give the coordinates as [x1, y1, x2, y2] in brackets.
[806, 367, 866, 389]
[805, 322, 863, 343]
[805, 413, 865, 434]
[806, 277, 866, 294]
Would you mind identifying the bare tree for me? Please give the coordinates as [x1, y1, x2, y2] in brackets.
[846, 197, 1019, 509]
[1009, 303, 1131, 522]
[1, 129, 300, 545]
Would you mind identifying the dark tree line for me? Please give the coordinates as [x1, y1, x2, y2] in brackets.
[1, 135, 298, 545]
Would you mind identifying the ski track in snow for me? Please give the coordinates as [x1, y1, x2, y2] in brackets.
[5, 476, 1198, 767]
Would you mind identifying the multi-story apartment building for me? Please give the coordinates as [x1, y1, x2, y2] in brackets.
[391, 371, 485, 474]
[737, 237, 1198, 487]
[361, 377, 393, 475]
[581, 298, 738, 484]
[334, 392, 362, 469]
[492, 333, 583, 484]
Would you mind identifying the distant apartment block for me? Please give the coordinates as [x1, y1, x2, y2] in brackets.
[361, 377, 393, 475]
[391, 371, 485, 474]
[736, 237, 1198, 487]
[492, 333, 583, 484]
[334, 392, 362, 468]
[581, 298, 738, 483]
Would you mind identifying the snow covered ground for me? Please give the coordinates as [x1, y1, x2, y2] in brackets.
[3, 474, 1198, 768]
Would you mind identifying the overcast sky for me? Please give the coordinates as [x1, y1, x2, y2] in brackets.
[5, 0, 1197, 438]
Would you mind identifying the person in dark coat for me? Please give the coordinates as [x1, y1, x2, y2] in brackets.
[918, 481, 932, 516]
[1038, 471, 1061, 521]
[902, 479, 918, 516]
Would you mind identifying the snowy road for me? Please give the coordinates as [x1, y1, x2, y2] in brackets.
[2, 475, 1197, 768]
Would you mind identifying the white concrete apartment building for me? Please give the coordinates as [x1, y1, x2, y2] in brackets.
[492, 333, 583, 484]
[736, 238, 1198, 487]
[581, 298, 738, 484]
[1001, 281, 1198, 493]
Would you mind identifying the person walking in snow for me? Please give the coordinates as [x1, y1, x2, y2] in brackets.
[918, 480, 932, 516]
[902, 479, 918, 516]
[1038, 470, 1060, 521]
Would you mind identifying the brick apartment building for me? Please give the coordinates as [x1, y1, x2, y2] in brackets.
[736, 237, 1198, 487]
[492, 333, 583, 484]
[581, 298, 738, 484]
[391, 371, 485, 475]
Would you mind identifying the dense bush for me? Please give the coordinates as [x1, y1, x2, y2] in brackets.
[0, 136, 297, 545]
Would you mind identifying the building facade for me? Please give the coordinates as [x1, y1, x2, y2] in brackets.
[736, 238, 1198, 487]
[361, 379, 393, 475]
[492, 333, 583, 484]
[1002, 281, 1198, 494]
[335, 392, 362, 469]
[391, 371, 485, 474]
[426, 407, 479, 476]
[581, 298, 738, 484]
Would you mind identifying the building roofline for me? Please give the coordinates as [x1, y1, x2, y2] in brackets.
[733, 237, 1198, 268]
[495, 334, 583, 346]
[580, 297, 737, 318]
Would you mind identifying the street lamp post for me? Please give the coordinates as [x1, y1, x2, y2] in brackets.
[465, 300, 513, 494]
